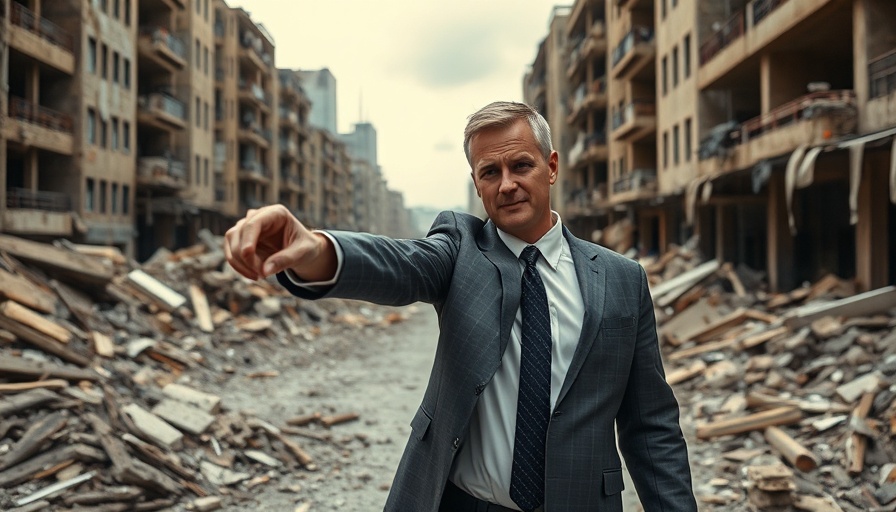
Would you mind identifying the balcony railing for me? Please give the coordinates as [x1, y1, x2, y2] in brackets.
[699, 11, 745, 65]
[613, 168, 657, 194]
[214, 22, 225, 38]
[612, 100, 656, 131]
[139, 93, 187, 120]
[240, 162, 273, 179]
[8, 96, 74, 133]
[140, 27, 187, 60]
[7, 188, 72, 212]
[752, 0, 789, 26]
[138, 155, 187, 187]
[10, 2, 75, 52]
[869, 49, 896, 99]
[739, 90, 855, 141]
[568, 131, 607, 164]
[611, 26, 654, 68]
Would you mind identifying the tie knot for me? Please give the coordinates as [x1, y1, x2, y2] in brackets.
[520, 245, 541, 268]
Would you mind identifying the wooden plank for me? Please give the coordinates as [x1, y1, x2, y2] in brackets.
[319, 412, 360, 428]
[740, 326, 790, 350]
[151, 398, 215, 435]
[783, 286, 896, 330]
[0, 234, 114, 286]
[121, 433, 198, 481]
[688, 308, 750, 344]
[0, 444, 105, 488]
[0, 267, 57, 314]
[659, 297, 723, 346]
[92, 331, 115, 358]
[86, 413, 182, 495]
[764, 426, 819, 472]
[0, 379, 68, 393]
[0, 316, 90, 366]
[121, 404, 184, 450]
[847, 392, 876, 475]
[126, 270, 186, 311]
[649, 260, 720, 303]
[720, 262, 746, 297]
[696, 407, 802, 440]
[666, 360, 707, 385]
[0, 388, 59, 417]
[13, 470, 95, 507]
[0, 300, 71, 343]
[190, 285, 214, 333]
[0, 356, 99, 382]
[0, 411, 68, 470]
[162, 383, 221, 413]
[67, 243, 127, 265]
[62, 486, 144, 506]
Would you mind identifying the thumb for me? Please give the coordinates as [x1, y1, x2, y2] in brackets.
[262, 245, 303, 277]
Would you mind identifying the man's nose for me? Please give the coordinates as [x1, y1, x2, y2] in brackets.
[498, 169, 517, 193]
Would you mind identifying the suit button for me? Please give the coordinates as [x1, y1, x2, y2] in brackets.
[452, 437, 460, 449]
[552, 410, 562, 418]
[474, 384, 484, 395]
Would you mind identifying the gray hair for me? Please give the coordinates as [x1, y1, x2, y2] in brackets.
[463, 101, 553, 166]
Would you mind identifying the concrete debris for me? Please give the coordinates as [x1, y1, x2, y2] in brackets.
[644, 242, 896, 510]
[0, 231, 401, 510]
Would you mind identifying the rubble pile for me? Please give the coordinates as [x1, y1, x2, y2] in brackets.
[645, 242, 896, 511]
[0, 231, 407, 511]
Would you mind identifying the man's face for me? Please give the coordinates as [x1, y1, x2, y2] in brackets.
[469, 119, 558, 243]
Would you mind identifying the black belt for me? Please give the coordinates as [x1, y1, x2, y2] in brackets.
[440, 481, 537, 512]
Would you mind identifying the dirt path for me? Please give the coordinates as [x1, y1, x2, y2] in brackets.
[213, 304, 647, 511]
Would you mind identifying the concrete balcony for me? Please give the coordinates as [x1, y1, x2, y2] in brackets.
[137, 93, 187, 131]
[280, 173, 303, 192]
[279, 73, 306, 101]
[567, 78, 608, 126]
[279, 107, 300, 128]
[8, 2, 75, 74]
[238, 162, 272, 184]
[3, 188, 73, 236]
[238, 81, 272, 113]
[568, 131, 609, 170]
[611, 100, 656, 142]
[698, 90, 857, 177]
[567, 22, 607, 79]
[866, 50, 896, 133]
[615, 0, 651, 10]
[138, 27, 187, 72]
[280, 138, 299, 158]
[698, 0, 834, 89]
[564, 183, 610, 218]
[237, 124, 271, 149]
[611, 26, 655, 81]
[611, 168, 657, 204]
[239, 41, 271, 72]
[137, 155, 187, 192]
[2, 97, 74, 155]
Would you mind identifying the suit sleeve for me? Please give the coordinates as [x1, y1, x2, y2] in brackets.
[277, 211, 460, 306]
[615, 265, 697, 511]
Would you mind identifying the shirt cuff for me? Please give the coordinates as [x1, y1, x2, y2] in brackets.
[283, 231, 344, 288]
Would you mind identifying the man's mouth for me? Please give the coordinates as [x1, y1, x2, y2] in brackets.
[499, 199, 525, 209]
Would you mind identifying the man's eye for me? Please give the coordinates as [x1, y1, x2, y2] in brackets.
[480, 169, 496, 177]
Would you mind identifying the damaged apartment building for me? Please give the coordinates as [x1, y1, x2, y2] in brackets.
[524, 0, 895, 292]
[0, 0, 411, 260]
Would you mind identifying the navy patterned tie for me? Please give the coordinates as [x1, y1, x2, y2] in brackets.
[510, 245, 551, 512]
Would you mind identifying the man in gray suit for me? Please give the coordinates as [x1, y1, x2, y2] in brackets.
[224, 102, 696, 511]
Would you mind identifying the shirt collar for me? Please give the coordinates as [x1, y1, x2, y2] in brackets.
[496, 211, 565, 271]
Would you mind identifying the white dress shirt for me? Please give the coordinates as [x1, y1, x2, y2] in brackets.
[449, 213, 585, 509]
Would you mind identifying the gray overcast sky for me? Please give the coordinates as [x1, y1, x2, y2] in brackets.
[235, 1, 564, 210]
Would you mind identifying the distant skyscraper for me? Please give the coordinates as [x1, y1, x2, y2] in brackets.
[340, 122, 377, 168]
[297, 68, 337, 133]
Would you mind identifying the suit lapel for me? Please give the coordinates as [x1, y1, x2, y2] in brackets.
[477, 220, 521, 362]
[555, 228, 606, 408]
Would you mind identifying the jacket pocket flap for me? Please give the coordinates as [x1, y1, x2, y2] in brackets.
[410, 406, 432, 441]
[602, 468, 624, 496]
[602, 316, 635, 331]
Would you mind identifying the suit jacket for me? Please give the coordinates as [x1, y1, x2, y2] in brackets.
[278, 211, 696, 512]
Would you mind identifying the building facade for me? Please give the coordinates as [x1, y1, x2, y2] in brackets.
[0, 0, 436, 259]
[526, 0, 895, 292]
